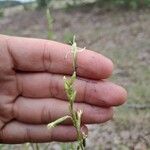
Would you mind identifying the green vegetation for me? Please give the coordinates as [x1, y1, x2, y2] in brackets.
[0, 0, 21, 8]
[46, 8, 53, 39]
[0, 9, 4, 18]
[0, 144, 4, 149]
[96, 0, 150, 9]
[0, 0, 150, 10]
[36, 0, 52, 9]
[63, 32, 74, 45]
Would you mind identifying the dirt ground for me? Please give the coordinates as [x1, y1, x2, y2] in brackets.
[0, 5, 150, 150]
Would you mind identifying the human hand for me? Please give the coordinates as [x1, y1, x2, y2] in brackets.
[0, 35, 127, 143]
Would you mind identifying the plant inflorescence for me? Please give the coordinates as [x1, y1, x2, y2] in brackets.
[47, 36, 87, 150]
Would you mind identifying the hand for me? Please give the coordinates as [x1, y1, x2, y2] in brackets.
[0, 35, 127, 144]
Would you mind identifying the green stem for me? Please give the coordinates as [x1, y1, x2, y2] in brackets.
[48, 36, 86, 150]
[35, 143, 40, 150]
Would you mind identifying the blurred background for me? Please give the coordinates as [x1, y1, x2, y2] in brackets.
[0, 0, 150, 149]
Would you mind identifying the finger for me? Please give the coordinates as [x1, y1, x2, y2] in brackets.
[0, 121, 88, 144]
[17, 72, 127, 106]
[13, 97, 113, 124]
[6, 36, 113, 79]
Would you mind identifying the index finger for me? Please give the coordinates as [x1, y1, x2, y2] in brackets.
[5, 35, 113, 79]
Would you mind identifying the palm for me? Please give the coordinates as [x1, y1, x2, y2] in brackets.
[0, 35, 126, 143]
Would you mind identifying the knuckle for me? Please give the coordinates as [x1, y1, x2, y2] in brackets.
[12, 100, 19, 120]
[25, 127, 32, 142]
[0, 127, 8, 143]
[43, 41, 52, 72]
[0, 103, 14, 122]
[0, 36, 15, 71]
[41, 105, 52, 123]
[0, 130, 4, 143]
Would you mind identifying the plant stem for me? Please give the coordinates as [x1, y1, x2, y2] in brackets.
[64, 37, 86, 150]
[35, 143, 40, 150]
[47, 37, 86, 150]
[46, 8, 53, 40]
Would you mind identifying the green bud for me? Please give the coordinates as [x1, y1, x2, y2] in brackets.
[70, 72, 76, 84]
[64, 82, 69, 91]
[70, 91, 77, 102]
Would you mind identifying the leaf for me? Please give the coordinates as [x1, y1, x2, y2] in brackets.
[46, 8, 53, 39]
[47, 115, 71, 128]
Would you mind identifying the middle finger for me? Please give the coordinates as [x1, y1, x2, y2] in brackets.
[17, 73, 127, 107]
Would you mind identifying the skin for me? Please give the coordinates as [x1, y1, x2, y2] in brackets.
[0, 35, 127, 144]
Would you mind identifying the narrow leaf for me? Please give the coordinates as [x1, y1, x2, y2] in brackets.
[46, 8, 53, 39]
[47, 115, 71, 128]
